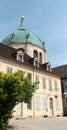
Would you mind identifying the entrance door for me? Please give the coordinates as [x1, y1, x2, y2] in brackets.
[49, 98, 53, 116]
[16, 103, 22, 117]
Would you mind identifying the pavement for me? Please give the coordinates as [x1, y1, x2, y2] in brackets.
[9, 117, 67, 130]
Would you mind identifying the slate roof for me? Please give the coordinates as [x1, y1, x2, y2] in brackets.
[53, 65, 67, 78]
[0, 43, 31, 64]
[0, 43, 59, 77]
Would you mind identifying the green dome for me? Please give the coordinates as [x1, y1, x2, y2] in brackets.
[2, 16, 44, 49]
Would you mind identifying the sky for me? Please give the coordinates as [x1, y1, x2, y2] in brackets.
[0, 0, 67, 67]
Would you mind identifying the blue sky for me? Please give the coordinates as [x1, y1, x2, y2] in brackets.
[0, 0, 67, 67]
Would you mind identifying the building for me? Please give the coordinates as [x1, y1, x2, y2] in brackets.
[53, 65, 67, 116]
[0, 16, 63, 118]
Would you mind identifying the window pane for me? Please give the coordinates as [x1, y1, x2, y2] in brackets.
[35, 75, 39, 88]
[34, 61, 38, 67]
[18, 55, 22, 61]
[27, 73, 32, 80]
[55, 97, 59, 110]
[43, 97, 47, 111]
[33, 50, 38, 58]
[42, 78, 46, 89]
[49, 79, 52, 90]
[35, 96, 40, 111]
[7, 67, 12, 73]
[55, 81, 57, 91]
[39, 53, 42, 63]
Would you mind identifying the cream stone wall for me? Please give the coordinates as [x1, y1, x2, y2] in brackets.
[26, 43, 46, 63]
[9, 42, 46, 64]
[0, 56, 63, 118]
[9, 43, 26, 50]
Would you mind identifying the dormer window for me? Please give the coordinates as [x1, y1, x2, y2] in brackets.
[33, 57, 39, 67]
[41, 62, 52, 71]
[34, 60, 38, 67]
[47, 65, 51, 71]
[17, 50, 24, 62]
[47, 63, 52, 72]
[18, 55, 23, 62]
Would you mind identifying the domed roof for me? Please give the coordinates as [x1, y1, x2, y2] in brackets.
[2, 16, 44, 49]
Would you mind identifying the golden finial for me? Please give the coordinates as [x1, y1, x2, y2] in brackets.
[21, 16, 24, 21]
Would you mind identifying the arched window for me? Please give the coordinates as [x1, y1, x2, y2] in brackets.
[39, 52, 42, 63]
[33, 50, 38, 58]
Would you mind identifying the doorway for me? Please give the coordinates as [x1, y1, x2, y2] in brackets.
[49, 98, 53, 116]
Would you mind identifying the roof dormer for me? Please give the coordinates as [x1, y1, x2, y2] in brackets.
[41, 62, 52, 72]
[17, 48, 25, 62]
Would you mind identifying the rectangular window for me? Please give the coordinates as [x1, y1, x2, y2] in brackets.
[49, 79, 52, 90]
[18, 55, 22, 61]
[35, 75, 39, 89]
[47, 65, 50, 71]
[27, 73, 32, 81]
[34, 61, 38, 67]
[35, 96, 40, 111]
[43, 97, 47, 111]
[55, 81, 57, 91]
[42, 78, 46, 89]
[55, 96, 59, 110]
[27, 100, 32, 109]
[7, 67, 12, 73]
[17, 54, 24, 62]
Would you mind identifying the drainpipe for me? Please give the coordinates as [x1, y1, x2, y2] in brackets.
[33, 67, 35, 118]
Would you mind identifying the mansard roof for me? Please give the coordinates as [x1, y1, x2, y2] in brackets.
[53, 65, 67, 78]
[0, 43, 59, 77]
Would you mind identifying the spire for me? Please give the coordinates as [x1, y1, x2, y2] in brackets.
[17, 16, 26, 30]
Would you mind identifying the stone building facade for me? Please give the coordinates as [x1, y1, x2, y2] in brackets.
[0, 16, 63, 118]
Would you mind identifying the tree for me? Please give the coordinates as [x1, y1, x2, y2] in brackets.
[0, 71, 35, 130]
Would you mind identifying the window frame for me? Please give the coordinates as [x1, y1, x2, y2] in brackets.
[42, 78, 46, 89]
[27, 100, 32, 110]
[7, 67, 12, 73]
[49, 79, 52, 90]
[17, 51, 24, 62]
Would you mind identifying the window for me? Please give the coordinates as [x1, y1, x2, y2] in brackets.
[17, 54, 24, 62]
[55, 96, 59, 110]
[35, 75, 39, 89]
[49, 79, 52, 90]
[47, 65, 51, 71]
[46, 63, 51, 72]
[27, 73, 32, 80]
[33, 50, 38, 58]
[55, 81, 57, 91]
[7, 67, 12, 73]
[35, 96, 40, 111]
[17, 51, 24, 62]
[27, 100, 32, 109]
[39, 52, 42, 64]
[43, 97, 47, 111]
[34, 60, 38, 67]
[18, 55, 22, 61]
[42, 78, 46, 89]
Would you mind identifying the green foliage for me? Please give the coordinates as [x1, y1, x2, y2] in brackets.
[0, 71, 35, 130]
